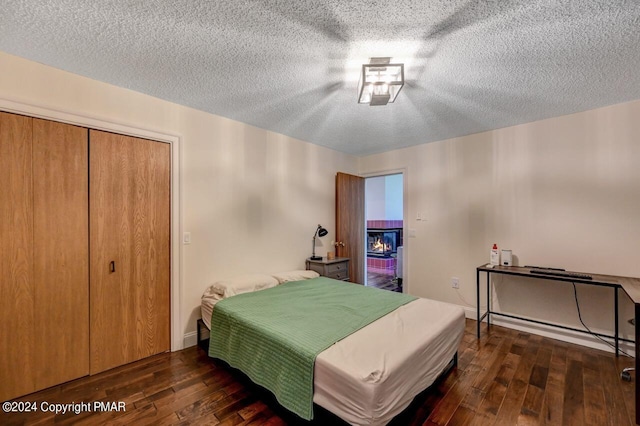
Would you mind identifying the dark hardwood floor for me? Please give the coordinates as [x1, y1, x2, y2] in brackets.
[367, 270, 402, 292]
[1, 320, 636, 425]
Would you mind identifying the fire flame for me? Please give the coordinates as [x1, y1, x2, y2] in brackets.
[372, 237, 391, 252]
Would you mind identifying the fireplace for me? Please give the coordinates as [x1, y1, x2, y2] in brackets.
[367, 228, 402, 258]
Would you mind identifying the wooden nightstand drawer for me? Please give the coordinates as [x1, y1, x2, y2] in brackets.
[326, 269, 349, 281]
[326, 262, 347, 275]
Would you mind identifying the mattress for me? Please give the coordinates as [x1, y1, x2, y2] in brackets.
[201, 293, 464, 426]
[201, 286, 221, 329]
[314, 297, 464, 425]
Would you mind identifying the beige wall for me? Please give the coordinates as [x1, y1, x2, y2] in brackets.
[359, 100, 640, 351]
[3, 49, 639, 353]
[366, 176, 386, 220]
[0, 51, 357, 346]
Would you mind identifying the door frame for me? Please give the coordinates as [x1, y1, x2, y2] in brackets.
[360, 167, 409, 293]
[0, 97, 183, 352]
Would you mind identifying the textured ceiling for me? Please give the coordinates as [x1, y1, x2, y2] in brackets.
[1, 1, 640, 156]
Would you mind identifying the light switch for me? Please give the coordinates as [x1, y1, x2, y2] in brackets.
[183, 232, 191, 245]
[409, 228, 417, 238]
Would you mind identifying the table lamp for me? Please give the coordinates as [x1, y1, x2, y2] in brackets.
[310, 224, 328, 260]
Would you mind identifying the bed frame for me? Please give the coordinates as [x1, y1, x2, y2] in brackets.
[197, 318, 210, 351]
[196, 317, 459, 423]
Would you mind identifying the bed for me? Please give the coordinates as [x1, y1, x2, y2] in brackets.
[199, 273, 465, 426]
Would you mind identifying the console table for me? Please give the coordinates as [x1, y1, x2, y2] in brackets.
[476, 264, 640, 424]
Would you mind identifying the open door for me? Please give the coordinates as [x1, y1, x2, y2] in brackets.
[335, 172, 365, 284]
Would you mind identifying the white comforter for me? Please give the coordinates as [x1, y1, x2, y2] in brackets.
[202, 292, 465, 425]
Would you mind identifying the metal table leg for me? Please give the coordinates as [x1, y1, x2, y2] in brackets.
[615, 286, 619, 356]
[486, 271, 491, 328]
[476, 268, 481, 338]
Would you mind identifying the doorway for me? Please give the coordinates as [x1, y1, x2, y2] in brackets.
[364, 173, 403, 292]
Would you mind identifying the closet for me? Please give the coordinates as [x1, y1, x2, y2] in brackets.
[89, 129, 171, 374]
[0, 112, 170, 401]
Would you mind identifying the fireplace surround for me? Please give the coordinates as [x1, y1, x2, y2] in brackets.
[367, 228, 402, 258]
[366, 220, 403, 275]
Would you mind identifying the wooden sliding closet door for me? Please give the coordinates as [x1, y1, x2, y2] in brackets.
[0, 114, 87, 401]
[0, 112, 35, 401]
[32, 119, 89, 390]
[89, 130, 170, 374]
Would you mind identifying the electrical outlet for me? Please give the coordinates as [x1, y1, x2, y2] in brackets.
[451, 277, 459, 289]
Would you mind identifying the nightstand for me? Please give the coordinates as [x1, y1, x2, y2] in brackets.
[306, 257, 350, 282]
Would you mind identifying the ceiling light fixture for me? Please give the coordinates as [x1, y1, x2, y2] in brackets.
[357, 57, 404, 106]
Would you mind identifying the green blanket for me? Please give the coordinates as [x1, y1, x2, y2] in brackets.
[208, 277, 416, 420]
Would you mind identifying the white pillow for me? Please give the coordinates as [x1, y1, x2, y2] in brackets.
[209, 274, 279, 298]
[272, 270, 320, 284]
[201, 285, 224, 302]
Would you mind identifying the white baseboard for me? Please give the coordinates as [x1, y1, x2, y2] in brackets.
[183, 331, 198, 349]
[460, 305, 635, 357]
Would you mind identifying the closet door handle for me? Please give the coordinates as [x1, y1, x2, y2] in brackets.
[109, 261, 116, 273]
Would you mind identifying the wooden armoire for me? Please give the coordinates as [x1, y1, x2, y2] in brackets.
[0, 112, 170, 401]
